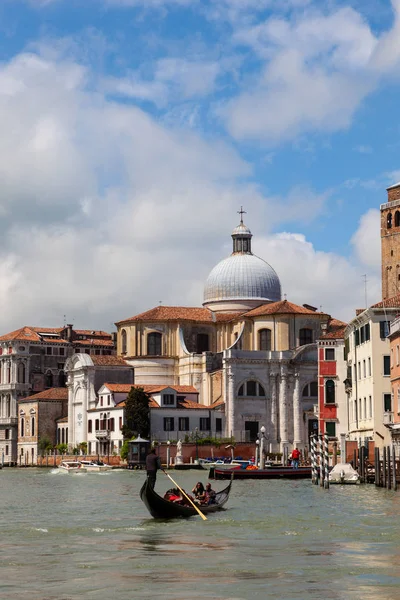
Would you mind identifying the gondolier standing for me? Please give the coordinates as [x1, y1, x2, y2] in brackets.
[146, 447, 160, 488]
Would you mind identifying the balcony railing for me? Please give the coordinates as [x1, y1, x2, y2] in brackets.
[95, 429, 110, 439]
[0, 417, 18, 425]
[383, 412, 394, 425]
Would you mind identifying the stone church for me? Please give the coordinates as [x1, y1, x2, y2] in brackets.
[116, 214, 337, 452]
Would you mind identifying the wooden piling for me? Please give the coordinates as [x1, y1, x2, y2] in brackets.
[324, 434, 330, 489]
[353, 449, 357, 474]
[383, 446, 387, 489]
[333, 441, 338, 466]
[375, 448, 379, 486]
[359, 445, 365, 483]
[392, 445, 397, 491]
[319, 434, 324, 488]
[387, 446, 391, 490]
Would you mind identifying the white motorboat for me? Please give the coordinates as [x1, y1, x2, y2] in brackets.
[200, 459, 253, 470]
[59, 461, 86, 473]
[79, 460, 112, 472]
[329, 463, 360, 484]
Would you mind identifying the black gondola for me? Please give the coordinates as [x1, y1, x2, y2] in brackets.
[140, 476, 233, 519]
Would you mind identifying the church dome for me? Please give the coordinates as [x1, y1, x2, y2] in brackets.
[203, 209, 281, 312]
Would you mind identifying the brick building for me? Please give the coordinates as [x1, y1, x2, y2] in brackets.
[17, 387, 68, 466]
[381, 181, 400, 300]
[0, 324, 115, 465]
[387, 315, 400, 447]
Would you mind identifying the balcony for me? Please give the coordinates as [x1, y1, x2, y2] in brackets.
[383, 412, 394, 425]
[0, 417, 18, 425]
[95, 429, 110, 439]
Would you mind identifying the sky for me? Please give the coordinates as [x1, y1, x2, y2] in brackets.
[1, 0, 400, 332]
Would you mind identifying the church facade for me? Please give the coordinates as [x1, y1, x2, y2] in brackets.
[116, 215, 338, 452]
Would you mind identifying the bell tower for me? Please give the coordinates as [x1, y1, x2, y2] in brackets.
[381, 182, 400, 300]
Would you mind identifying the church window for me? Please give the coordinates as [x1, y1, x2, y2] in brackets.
[17, 362, 26, 384]
[200, 417, 210, 431]
[238, 384, 244, 396]
[121, 329, 127, 354]
[247, 380, 257, 396]
[95, 419, 100, 431]
[259, 328, 272, 351]
[58, 371, 66, 387]
[238, 380, 265, 397]
[31, 416, 35, 436]
[20, 417, 25, 437]
[395, 211, 400, 227]
[196, 333, 209, 353]
[61, 428, 65, 444]
[302, 382, 318, 398]
[299, 328, 313, 346]
[45, 371, 53, 388]
[163, 394, 175, 406]
[387, 213, 393, 228]
[147, 332, 162, 356]
[325, 380, 335, 404]
[88, 420, 92, 433]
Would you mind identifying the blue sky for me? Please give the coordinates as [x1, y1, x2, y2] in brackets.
[0, 0, 399, 329]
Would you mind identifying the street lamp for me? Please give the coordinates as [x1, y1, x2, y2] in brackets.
[166, 440, 170, 469]
[195, 427, 199, 463]
[260, 425, 266, 470]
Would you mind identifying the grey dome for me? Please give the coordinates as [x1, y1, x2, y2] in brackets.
[203, 253, 281, 304]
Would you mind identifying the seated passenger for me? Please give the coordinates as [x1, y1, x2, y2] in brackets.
[205, 483, 216, 504]
[192, 482, 206, 503]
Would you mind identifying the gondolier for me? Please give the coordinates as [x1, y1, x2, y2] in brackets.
[146, 447, 160, 488]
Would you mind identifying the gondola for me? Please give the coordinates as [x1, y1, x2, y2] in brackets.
[140, 475, 233, 519]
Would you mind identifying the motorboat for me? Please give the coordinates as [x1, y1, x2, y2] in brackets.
[59, 461, 86, 473]
[79, 460, 112, 472]
[329, 463, 360, 484]
[199, 459, 253, 470]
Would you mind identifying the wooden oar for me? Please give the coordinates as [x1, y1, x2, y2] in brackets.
[161, 469, 207, 521]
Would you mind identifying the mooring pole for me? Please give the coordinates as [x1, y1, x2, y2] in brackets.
[311, 435, 315, 484]
[360, 445, 365, 483]
[392, 445, 397, 491]
[324, 434, 330, 489]
[375, 448, 379, 486]
[387, 446, 392, 490]
[383, 446, 387, 489]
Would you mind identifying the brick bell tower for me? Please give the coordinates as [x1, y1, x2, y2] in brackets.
[381, 182, 400, 300]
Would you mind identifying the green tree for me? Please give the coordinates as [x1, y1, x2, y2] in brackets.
[121, 386, 151, 439]
[120, 440, 130, 461]
[56, 443, 68, 455]
[38, 436, 53, 456]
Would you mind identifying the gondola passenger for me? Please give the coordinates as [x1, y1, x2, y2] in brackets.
[205, 483, 216, 505]
[192, 482, 206, 503]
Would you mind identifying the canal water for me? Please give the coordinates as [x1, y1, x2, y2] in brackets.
[1, 468, 400, 600]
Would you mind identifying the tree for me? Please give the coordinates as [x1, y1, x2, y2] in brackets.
[38, 436, 53, 456]
[121, 386, 151, 439]
[120, 440, 130, 461]
[56, 443, 68, 455]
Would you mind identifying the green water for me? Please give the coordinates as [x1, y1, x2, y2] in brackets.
[1, 468, 400, 600]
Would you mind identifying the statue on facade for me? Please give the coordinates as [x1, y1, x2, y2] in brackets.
[175, 439, 183, 465]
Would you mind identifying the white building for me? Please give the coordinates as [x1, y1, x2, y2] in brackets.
[344, 298, 399, 448]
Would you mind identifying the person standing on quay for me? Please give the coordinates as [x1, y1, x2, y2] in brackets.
[146, 447, 160, 488]
[291, 447, 300, 469]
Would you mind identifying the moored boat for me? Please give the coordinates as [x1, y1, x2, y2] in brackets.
[212, 466, 312, 480]
[79, 460, 112, 472]
[329, 463, 360, 484]
[140, 476, 233, 519]
[59, 460, 86, 473]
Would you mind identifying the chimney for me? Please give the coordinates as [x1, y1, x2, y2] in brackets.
[66, 324, 73, 342]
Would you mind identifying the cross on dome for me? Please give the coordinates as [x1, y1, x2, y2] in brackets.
[237, 206, 246, 224]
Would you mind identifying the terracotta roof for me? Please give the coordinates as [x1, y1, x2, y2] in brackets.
[19, 387, 69, 402]
[116, 306, 241, 325]
[371, 295, 400, 309]
[103, 383, 198, 394]
[90, 355, 129, 366]
[119, 397, 209, 410]
[320, 318, 347, 340]
[0, 325, 114, 344]
[57, 416, 68, 423]
[73, 339, 114, 347]
[210, 398, 225, 409]
[244, 299, 328, 318]
[74, 330, 111, 337]
[0, 326, 45, 342]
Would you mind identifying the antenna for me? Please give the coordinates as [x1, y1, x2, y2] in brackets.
[362, 274, 368, 308]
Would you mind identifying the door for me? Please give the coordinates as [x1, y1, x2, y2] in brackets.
[245, 421, 259, 442]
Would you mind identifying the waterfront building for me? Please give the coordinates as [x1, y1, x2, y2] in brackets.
[387, 314, 400, 448]
[0, 325, 115, 465]
[344, 298, 400, 448]
[115, 214, 340, 452]
[317, 318, 348, 441]
[380, 181, 400, 300]
[17, 387, 68, 466]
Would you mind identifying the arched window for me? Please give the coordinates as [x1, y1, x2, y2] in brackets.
[395, 211, 400, 227]
[302, 382, 318, 398]
[7, 362, 11, 384]
[58, 371, 66, 387]
[17, 362, 25, 384]
[20, 417, 25, 437]
[121, 329, 127, 354]
[66, 428, 68, 444]
[147, 332, 162, 356]
[299, 328, 313, 346]
[238, 380, 265, 397]
[259, 328, 272, 351]
[325, 379, 335, 404]
[6, 395, 11, 417]
[387, 212, 393, 229]
[31, 416, 35, 437]
[61, 428, 65, 444]
[45, 371, 53, 388]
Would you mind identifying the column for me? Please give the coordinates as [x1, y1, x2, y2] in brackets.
[293, 372, 302, 448]
[279, 371, 289, 451]
[227, 367, 235, 440]
[270, 372, 278, 448]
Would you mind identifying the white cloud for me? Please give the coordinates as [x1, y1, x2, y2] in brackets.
[351, 209, 381, 271]
[220, 3, 400, 141]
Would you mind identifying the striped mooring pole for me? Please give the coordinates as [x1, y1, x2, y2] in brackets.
[311, 434, 318, 484]
[324, 433, 330, 489]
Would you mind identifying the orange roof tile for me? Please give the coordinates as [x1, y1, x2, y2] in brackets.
[371, 294, 400, 309]
[90, 355, 129, 367]
[19, 387, 69, 402]
[210, 398, 225, 409]
[73, 339, 114, 347]
[245, 299, 329, 318]
[74, 330, 111, 337]
[320, 318, 347, 340]
[103, 383, 198, 394]
[116, 306, 241, 325]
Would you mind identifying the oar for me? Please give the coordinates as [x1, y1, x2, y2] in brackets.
[161, 469, 207, 521]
